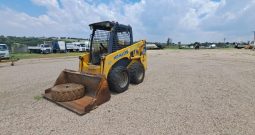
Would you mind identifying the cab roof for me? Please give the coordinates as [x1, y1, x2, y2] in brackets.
[89, 21, 132, 31]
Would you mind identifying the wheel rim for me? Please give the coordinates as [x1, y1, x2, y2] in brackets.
[119, 71, 128, 88]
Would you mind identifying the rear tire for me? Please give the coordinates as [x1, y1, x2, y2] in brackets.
[108, 66, 130, 93]
[129, 62, 145, 84]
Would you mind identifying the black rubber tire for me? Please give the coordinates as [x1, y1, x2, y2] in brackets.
[129, 62, 145, 84]
[51, 83, 85, 102]
[108, 66, 130, 93]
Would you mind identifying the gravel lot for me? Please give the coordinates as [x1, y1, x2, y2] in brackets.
[1, 49, 255, 135]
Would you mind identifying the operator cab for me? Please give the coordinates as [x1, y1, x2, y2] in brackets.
[89, 21, 133, 65]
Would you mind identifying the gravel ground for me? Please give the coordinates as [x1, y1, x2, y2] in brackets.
[0, 49, 255, 135]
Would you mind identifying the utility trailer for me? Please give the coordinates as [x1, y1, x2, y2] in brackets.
[28, 44, 52, 54]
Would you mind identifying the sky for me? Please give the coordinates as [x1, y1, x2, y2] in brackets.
[0, 0, 255, 43]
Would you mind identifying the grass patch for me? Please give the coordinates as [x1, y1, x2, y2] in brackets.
[34, 95, 43, 101]
[163, 46, 180, 50]
[11, 52, 84, 59]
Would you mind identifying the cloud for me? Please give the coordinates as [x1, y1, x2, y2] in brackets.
[0, 7, 61, 37]
[199, 0, 255, 41]
[31, 0, 60, 8]
[0, 0, 255, 43]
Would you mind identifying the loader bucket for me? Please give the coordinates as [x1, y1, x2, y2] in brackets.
[43, 69, 111, 115]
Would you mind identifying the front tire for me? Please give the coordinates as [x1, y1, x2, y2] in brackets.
[108, 66, 130, 93]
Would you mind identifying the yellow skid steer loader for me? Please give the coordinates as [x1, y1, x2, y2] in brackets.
[43, 21, 147, 115]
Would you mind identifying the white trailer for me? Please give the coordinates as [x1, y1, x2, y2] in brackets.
[66, 42, 79, 52]
[28, 44, 52, 54]
[52, 41, 66, 53]
[57, 41, 66, 52]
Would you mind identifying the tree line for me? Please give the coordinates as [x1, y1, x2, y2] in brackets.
[0, 36, 85, 47]
[0, 36, 56, 46]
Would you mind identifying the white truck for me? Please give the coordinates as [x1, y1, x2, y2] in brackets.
[66, 41, 90, 52]
[28, 44, 52, 54]
[0, 44, 10, 61]
[79, 40, 90, 52]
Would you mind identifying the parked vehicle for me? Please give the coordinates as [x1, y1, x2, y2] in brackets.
[78, 40, 90, 52]
[249, 41, 255, 47]
[66, 41, 90, 52]
[52, 41, 66, 53]
[146, 43, 160, 49]
[234, 43, 246, 49]
[208, 44, 216, 49]
[66, 42, 79, 52]
[0, 44, 10, 61]
[28, 44, 52, 54]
